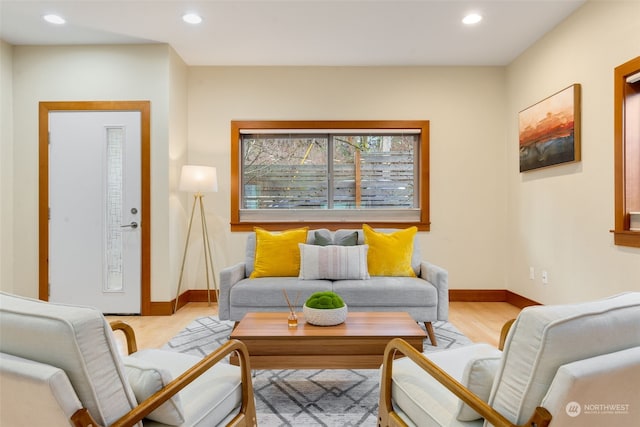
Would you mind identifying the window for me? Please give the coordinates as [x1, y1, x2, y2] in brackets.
[613, 56, 640, 248]
[231, 120, 430, 231]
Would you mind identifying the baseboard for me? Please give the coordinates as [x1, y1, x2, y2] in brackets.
[152, 288, 536, 316]
[504, 291, 541, 309]
[449, 289, 507, 302]
[184, 289, 219, 304]
[149, 301, 174, 316]
[151, 289, 219, 316]
[450, 289, 540, 309]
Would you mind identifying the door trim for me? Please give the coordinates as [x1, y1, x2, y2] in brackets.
[39, 101, 152, 315]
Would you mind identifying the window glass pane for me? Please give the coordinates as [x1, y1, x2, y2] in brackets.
[242, 132, 417, 211]
[624, 89, 640, 213]
[242, 134, 328, 209]
[105, 127, 124, 292]
[334, 134, 416, 209]
[332, 135, 358, 209]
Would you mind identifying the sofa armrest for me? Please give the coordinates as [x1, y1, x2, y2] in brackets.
[219, 262, 247, 320]
[420, 261, 449, 321]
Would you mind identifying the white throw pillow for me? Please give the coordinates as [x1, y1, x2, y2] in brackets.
[299, 243, 369, 280]
[122, 356, 185, 425]
[456, 355, 502, 421]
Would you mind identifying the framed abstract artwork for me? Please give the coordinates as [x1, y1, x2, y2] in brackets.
[519, 84, 581, 172]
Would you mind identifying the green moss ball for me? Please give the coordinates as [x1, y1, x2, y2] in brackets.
[305, 291, 345, 309]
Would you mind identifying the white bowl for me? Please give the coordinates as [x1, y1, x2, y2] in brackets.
[302, 304, 348, 326]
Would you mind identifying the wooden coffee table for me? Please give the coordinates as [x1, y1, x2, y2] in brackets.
[229, 311, 426, 369]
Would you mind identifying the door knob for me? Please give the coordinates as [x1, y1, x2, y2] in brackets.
[121, 221, 138, 229]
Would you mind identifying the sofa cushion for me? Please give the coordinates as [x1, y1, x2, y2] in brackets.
[338, 228, 422, 275]
[299, 243, 369, 280]
[312, 229, 333, 246]
[333, 277, 437, 307]
[250, 227, 309, 278]
[122, 355, 185, 425]
[335, 231, 359, 246]
[231, 277, 333, 308]
[244, 228, 421, 277]
[334, 229, 364, 244]
[314, 230, 358, 246]
[490, 292, 640, 425]
[363, 224, 417, 277]
[314, 231, 333, 246]
[245, 228, 325, 277]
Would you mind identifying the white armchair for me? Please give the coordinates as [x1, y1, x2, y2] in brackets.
[378, 292, 640, 427]
[0, 292, 257, 427]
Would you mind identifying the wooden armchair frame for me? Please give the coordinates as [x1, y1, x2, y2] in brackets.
[378, 320, 551, 427]
[70, 321, 257, 427]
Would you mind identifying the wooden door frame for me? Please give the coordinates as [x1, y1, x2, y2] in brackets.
[39, 101, 152, 315]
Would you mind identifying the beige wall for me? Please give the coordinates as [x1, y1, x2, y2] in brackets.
[167, 47, 191, 299]
[505, 0, 640, 304]
[187, 66, 508, 290]
[0, 41, 14, 293]
[2, 0, 639, 305]
[8, 44, 180, 300]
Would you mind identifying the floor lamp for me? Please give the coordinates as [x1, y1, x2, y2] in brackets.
[174, 165, 218, 313]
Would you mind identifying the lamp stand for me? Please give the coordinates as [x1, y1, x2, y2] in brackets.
[174, 193, 218, 313]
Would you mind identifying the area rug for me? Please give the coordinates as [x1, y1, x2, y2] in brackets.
[163, 316, 473, 426]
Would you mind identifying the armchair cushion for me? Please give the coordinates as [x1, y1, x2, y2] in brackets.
[455, 353, 501, 421]
[389, 344, 498, 427]
[131, 349, 244, 426]
[122, 355, 185, 425]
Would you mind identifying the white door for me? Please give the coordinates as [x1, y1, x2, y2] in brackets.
[48, 111, 141, 314]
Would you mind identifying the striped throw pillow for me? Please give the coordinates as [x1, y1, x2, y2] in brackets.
[298, 243, 369, 280]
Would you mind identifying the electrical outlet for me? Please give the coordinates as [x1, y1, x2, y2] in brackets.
[529, 267, 535, 280]
[542, 271, 548, 284]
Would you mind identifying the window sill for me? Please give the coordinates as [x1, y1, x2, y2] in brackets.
[612, 230, 640, 248]
[230, 221, 430, 232]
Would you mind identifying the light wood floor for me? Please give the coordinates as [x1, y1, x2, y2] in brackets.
[107, 301, 521, 352]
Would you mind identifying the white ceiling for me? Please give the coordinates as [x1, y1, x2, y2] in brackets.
[0, 0, 586, 66]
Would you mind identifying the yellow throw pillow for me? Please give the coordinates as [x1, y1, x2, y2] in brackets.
[250, 227, 309, 278]
[363, 224, 417, 277]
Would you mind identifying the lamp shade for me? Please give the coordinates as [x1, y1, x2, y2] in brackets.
[179, 165, 218, 193]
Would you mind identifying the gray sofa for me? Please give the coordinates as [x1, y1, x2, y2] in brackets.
[219, 228, 448, 346]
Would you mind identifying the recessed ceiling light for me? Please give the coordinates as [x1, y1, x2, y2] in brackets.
[182, 13, 202, 25]
[462, 13, 483, 25]
[43, 14, 66, 25]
